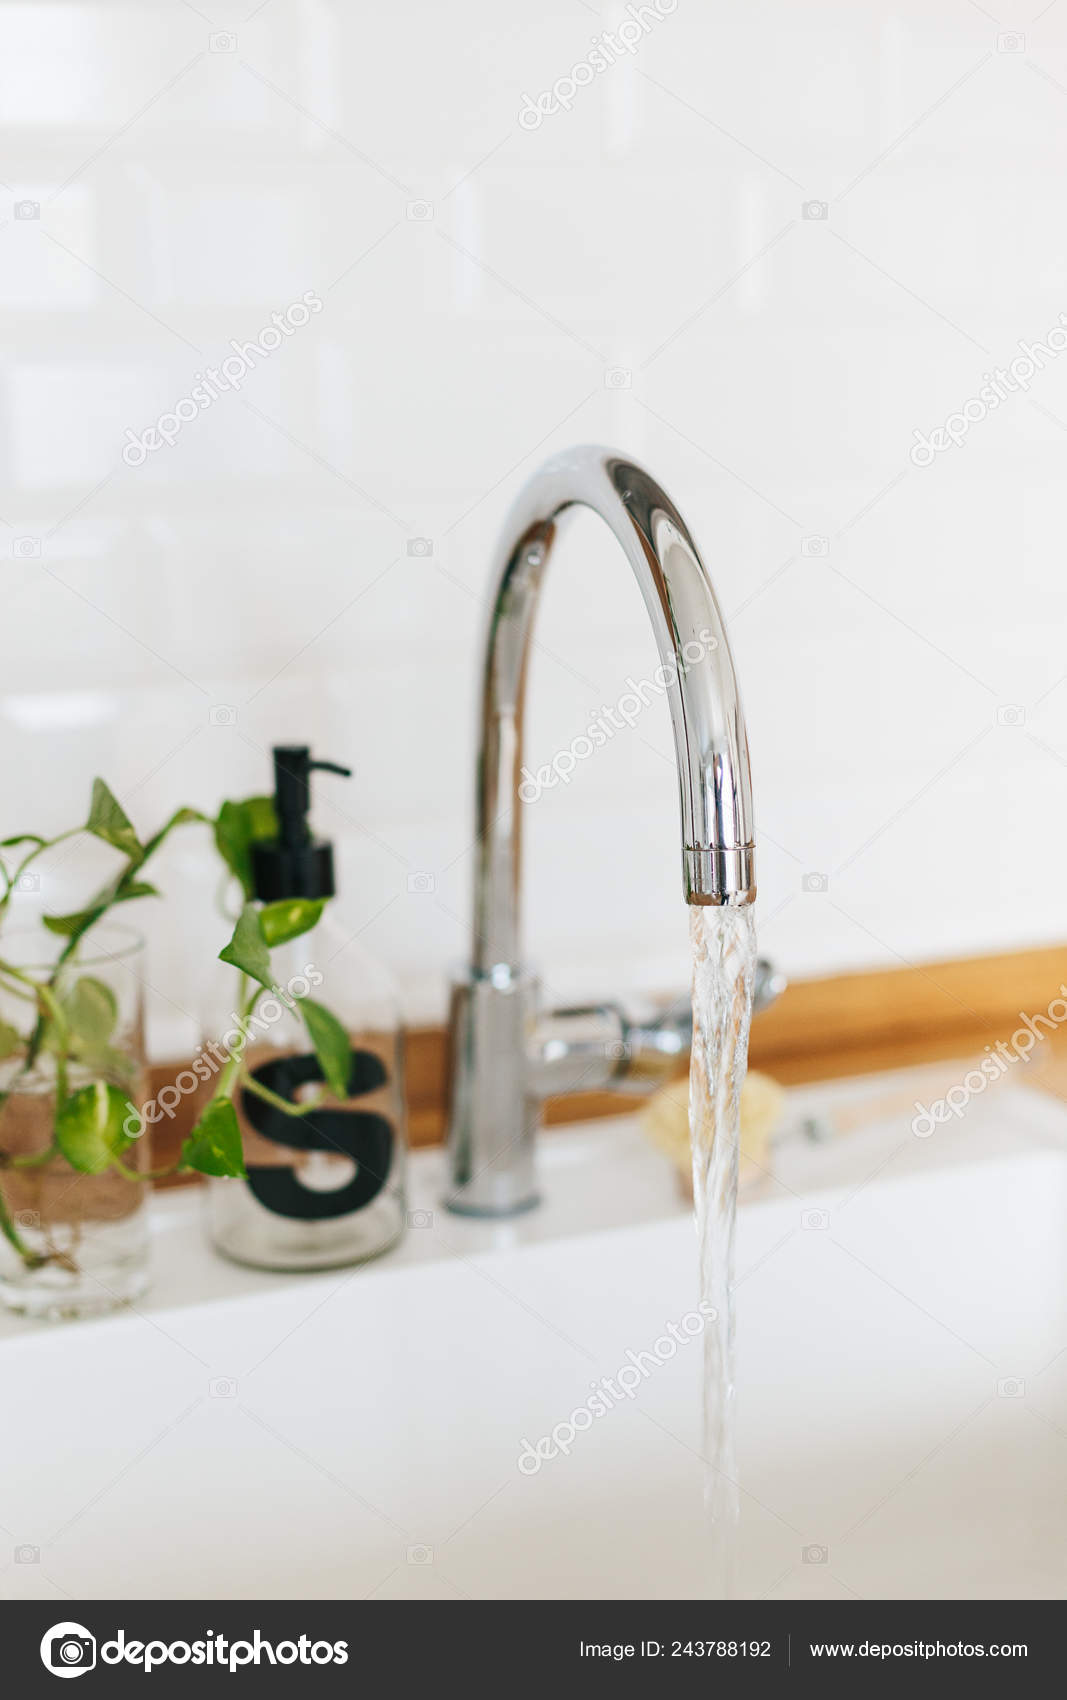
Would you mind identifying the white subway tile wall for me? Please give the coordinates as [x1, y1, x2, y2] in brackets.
[1, 1, 1063, 1052]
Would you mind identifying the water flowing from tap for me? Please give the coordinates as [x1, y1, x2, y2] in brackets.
[688, 903, 758, 1598]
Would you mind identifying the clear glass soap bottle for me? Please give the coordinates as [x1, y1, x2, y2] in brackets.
[204, 746, 406, 1271]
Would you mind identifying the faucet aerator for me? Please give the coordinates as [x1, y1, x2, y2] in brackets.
[683, 846, 757, 908]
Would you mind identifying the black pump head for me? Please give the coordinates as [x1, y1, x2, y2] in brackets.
[251, 745, 352, 902]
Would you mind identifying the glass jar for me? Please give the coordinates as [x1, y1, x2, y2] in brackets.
[203, 922, 406, 1271]
[0, 925, 149, 1320]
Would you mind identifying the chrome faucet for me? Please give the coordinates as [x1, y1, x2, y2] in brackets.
[445, 446, 758, 1217]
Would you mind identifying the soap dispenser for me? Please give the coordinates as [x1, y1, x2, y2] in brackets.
[204, 746, 406, 1271]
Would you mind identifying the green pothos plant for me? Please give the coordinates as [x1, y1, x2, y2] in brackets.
[0, 780, 353, 1272]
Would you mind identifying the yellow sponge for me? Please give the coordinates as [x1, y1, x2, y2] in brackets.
[642, 1069, 785, 1195]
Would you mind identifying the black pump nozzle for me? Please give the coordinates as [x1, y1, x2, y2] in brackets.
[251, 745, 352, 902]
[272, 746, 351, 848]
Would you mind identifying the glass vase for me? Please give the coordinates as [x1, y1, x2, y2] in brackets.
[0, 926, 149, 1320]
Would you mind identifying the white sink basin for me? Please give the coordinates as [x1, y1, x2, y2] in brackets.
[2, 1075, 1066, 1600]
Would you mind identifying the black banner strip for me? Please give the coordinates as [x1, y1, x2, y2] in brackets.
[1, 1599, 1059, 1695]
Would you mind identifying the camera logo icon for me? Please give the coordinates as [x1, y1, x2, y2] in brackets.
[406, 200, 434, 221]
[407, 536, 434, 557]
[15, 1543, 40, 1563]
[996, 703, 1025, 728]
[605, 366, 632, 389]
[15, 199, 40, 221]
[407, 1209, 434, 1229]
[997, 1377, 1025, 1398]
[801, 872, 828, 894]
[801, 535, 829, 557]
[209, 1376, 238, 1398]
[15, 872, 40, 893]
[13, 537, 41, 558]
[802, 1544, 829, 1564]
[996, 32, 1025, 53]
[210, 31, 237, 52]
[41, 1623, 96, 1678]
[407, 1544, 434, 1564]
[208, 704, 237, 727]
[407, 871, 435, 894]
[802, 200, 829, 221]
[802, 1208, 830, 1231]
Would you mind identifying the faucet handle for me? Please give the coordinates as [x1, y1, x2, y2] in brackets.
[530, 1003, 629, 1099]
[752, 957, 788, 1014]
[529, 961, 786, 1100]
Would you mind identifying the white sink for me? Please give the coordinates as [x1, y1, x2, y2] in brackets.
[2, 1075, 1066, 1600]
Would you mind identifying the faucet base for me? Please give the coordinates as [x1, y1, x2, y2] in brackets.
[445, 1192, 542, 1221]
[443, 968, 542, 1217]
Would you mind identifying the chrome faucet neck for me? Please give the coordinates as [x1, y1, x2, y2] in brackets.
[446, 445, 756, 1216]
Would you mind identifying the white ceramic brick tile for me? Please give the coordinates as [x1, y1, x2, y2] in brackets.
[0, 5, 197, 130]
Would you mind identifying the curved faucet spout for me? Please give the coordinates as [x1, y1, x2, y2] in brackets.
[473, 446, 755, 973]
[446, 445, 756, 1216]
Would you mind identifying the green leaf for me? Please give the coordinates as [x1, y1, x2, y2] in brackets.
[180, 1097, 246, 1178]
[40, 805, 198, 941]
[43, 881, 159, 936]
[122, 880, 159, 901]
[0, 834, 46, 850]
[86, 779, 143, 862]
[260, 897, 325, 948]
[214, 796, 277, 899]
[62, 976, 118, 1048]
[55, 1081, 140, 1174]
[0, 1019, 23, 1059]
[219, 903, 273, 989]
[43, 908, 96, 938]
[298, 997, 353, 1099]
